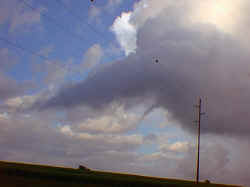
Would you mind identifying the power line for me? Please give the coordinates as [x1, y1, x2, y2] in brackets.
[2, 0, 119, 65]
[52, 0, 120, 62]
[19, 0, 118, 60]
[0, 35, 78, 80]
[0, 36, 49, 61]
[19, 0, 91, 46]
[18, 0, 100, 60]
[54, 0, 109, 46]
[0, 35, 92, 66]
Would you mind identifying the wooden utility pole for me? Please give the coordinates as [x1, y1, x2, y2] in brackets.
[196, 98, 202, 184]
[194, 97, 206, 184]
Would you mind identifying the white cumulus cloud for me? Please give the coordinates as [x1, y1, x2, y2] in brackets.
[111, 12, 137, 56]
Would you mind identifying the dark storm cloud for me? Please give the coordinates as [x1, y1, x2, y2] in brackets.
[36, 9, 250, 136]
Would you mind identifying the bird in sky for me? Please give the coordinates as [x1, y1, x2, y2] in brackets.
[153, 57, 159, 63]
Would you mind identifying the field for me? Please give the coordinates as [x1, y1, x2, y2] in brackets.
[0, 161, 241, 187]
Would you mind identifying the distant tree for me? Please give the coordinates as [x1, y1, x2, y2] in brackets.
[204, 179, 210, 184]
[78, 165, 91, 172]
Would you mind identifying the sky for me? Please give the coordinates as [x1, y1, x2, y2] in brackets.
[0, 0, 250, 186]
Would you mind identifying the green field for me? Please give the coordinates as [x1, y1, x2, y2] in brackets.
[0, 161, 241, 187]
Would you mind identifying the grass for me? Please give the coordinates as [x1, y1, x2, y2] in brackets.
[0, 161, 242, 187]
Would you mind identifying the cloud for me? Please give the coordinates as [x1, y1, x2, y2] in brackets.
[110, 0, 183, 55]
[0, 48, 17, 71]
[0, 48, 35, 103]
[106, 0, 123, 9]
[2, 1, 250, 186]
[0, 0, 13, 24]
[0, 112, 143, 166]
[10, 6, 45, 32]
[33, 44, 103, 90]
[111, 12, 137, 56]
[172, 135, 250, 186]
[143, 133, 157, 144]
[36, 45, 54, 58]
[88, 0, 123, 23]
[36, 0, 250, 137]
[0, 112, 9, 120]
[104, 0, 123, 13]
[159, 141, 190, 153]
[80, 44, 103, 71]
[0, 106, 249, 186]
[135, 134, 250, 186]
[60, 125, 143, 151]
[88, 5, 101, 23]
[3, 94, 40, 113]
[0, 0, 45, 32]
[72, 105, 140, 134]
[42, 60, 71, 86]
[0, 73, 30, 101]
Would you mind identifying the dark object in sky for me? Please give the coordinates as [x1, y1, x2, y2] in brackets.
[153, 57, 159, 63]
[90, 0, 94, 2]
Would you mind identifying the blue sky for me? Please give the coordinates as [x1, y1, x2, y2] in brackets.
[0, 0, 131, 84]
[1, 0, 250, 186]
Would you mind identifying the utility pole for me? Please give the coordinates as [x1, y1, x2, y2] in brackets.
[194, 97, 205, 184]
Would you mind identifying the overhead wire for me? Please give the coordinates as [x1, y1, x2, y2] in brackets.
[53, 0, 122, 62]
[54, 0, 110, 46]
[19, 0, 91, 46]
[0, 35, 75, 76]
[0, 36, 49, 61]
[1, 0, 120, 67]
[19, 0, 121, 59]
[16, 0, 103, 61]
